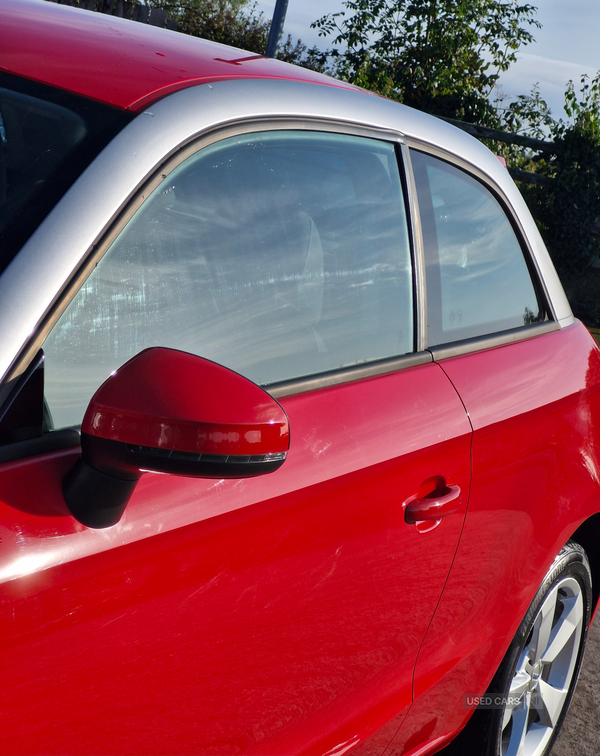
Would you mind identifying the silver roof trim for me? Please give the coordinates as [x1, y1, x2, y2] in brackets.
[0, 77, 572, 390]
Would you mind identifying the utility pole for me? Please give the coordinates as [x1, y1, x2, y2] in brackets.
[265, 0, 289, 58]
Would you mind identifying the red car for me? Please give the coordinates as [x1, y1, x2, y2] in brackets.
[0, 2, 599, 755]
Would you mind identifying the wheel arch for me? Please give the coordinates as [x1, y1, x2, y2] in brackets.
[571, 512, 600, 617]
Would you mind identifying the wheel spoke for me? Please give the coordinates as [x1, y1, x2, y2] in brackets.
[508, 669, 531, 705]
[504, 691, 531, 756]
[503, 688, 525, 731]
[541, 594, 583, 664]
[532, 678, 568, 728]
[502, 652, 532, 730]
[528, 587, 559, 664]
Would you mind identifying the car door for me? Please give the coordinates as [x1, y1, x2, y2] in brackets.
[0, 124, 471, 755]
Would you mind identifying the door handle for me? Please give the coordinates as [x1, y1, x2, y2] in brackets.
[404, 477, 461, 524]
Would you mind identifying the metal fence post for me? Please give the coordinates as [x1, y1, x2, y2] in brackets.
[265, 0, 289, 58]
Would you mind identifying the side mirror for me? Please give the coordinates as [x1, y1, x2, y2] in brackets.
[63, 348, 290, 528]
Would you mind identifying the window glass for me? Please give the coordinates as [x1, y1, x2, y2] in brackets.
[43, 131, 413, 429]
[0, 73, 133, 274]
[411, 150, 542, 347]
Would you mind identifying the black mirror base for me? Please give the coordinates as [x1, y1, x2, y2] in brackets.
[63, 457, 139, 528]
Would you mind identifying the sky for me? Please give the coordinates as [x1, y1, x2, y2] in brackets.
[253, 0, 600, 123]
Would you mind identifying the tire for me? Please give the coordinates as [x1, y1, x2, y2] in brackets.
[446, 540, 592, 756]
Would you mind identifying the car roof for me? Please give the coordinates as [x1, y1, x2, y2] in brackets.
[0, 0, 356, 111]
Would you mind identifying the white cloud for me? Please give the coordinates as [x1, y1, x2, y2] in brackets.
[254, 0, 341, 46]
[497, 53, 599, 120]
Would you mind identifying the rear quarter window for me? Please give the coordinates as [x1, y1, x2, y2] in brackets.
[411, 150, 543, 347]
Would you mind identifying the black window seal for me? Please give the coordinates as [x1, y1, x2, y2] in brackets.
[267, 350, 433, 399]
[426, 320, 559, 362]
[399, 143, 427, 353]
[0, 428, 80, 465]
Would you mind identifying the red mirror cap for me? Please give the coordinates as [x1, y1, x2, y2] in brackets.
[82, 348, 289, 456]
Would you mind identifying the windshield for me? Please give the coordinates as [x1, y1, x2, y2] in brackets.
[0, 73, 133, 274]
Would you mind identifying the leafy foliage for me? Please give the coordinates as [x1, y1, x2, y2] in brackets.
[312, 0, 540, 123]
[276, 36, 331, 73]
[543, 76, 600, 323]
[151, 0, 329, 71]
[544, 76, 600, 271]
[152, 0, 268, 52]
[500, 75, 600, 324]
[500, 85, 556, 142]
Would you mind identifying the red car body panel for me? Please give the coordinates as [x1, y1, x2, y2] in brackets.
[386, 321, 600, 753]
[0, 0, 355, 111]
[0, 363, 471, 755]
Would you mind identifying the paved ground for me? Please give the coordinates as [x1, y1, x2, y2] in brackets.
[551, 616, 600, 755]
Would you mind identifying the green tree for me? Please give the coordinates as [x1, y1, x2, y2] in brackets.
[499, 75, 600, 324]
[153, 0, 329, 70]
[313, 0, 540, 123]
[153, 0, 269, 52]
